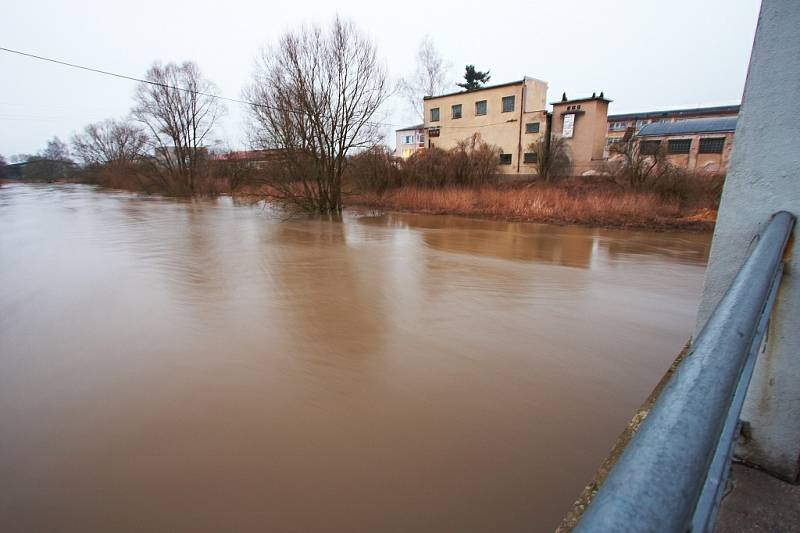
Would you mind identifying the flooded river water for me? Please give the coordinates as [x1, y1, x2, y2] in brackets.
[0, 183, 711, 532]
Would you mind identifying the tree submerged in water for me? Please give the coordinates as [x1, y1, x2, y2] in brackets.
[457, 65, 491, 91]
[245, 16, 389, 216]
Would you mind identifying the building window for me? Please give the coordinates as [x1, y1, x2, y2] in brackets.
[402, 135, 414, 144]
[523, 152, 537, 164]
[525, 122, 540, 134]
[502, 96, 515, 113]
[417, 134, 425, 144]
[451, 104, 462, 119]
[640, 140, 661, 155]
[499, 153, 512, 165]
[609, 122, 627, 131]
[698, 137, 725, 154]
[475, 100, 487, 116]
[430, 107, 440, 122]
[668, 139, 692, 154]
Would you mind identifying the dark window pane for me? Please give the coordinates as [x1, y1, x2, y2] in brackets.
[451, 104, 462, 119]
[502, 96, 515, 113]
[640, 140, 661, 155]
[668, 139, 692, 154]
[525, 122, 540, 133]
[499, 153, 512, 165]
[698, 137, 725, 154]
[475, 100, 487, 115]
[430, 108, 440, 122]
[523, 152, 537, 164]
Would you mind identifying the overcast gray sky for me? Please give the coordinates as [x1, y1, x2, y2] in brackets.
[1, 0, 761, 157]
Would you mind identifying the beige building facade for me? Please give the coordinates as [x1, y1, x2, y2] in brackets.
[550, 95, 611, 175]
[422, 78, 549, 174]
[407, 77, 736, 177]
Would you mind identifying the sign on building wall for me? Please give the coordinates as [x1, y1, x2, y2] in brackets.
[562, 114, 575, 138]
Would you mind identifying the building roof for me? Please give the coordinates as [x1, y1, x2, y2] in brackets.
[550, 95, 612, 105]
[422, 79, 525, 101]
[608, 105, 740, 122]
[638, 117, 738, 137]
[395, 124, 424, 132]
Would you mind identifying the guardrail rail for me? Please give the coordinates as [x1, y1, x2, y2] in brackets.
[574, 211, 796, 533]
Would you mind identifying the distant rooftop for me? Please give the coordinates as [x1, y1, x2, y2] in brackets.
[609, 105, 740, 122]
[422, 79, 526, 101]
[395, 123, 424, 132]
[550, 94, 612, 105]
[638, 117, 738, 137]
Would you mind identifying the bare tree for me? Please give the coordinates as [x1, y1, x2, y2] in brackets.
[245, 16, 390, 215]
[41, 136, 72, 162]
[529, 136, 572, 181]
[133, 61, 223, 194]
[609, 137, 668, 188]
[401, 36, 449, 120]
[71, 119, 148, 169]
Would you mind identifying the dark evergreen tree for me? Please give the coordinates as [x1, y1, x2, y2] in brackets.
[456, 65, 491, 90]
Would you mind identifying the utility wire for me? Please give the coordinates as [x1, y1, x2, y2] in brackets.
[0, 46, 527, 132]
[0, 46, 270, 112]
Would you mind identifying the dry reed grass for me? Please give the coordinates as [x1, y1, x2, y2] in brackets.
[349, 185, 716, 230]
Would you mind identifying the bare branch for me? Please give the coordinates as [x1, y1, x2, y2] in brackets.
[244, 17, 389, 214]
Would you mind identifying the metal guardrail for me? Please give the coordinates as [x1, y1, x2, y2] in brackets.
[574, 211, 795, 533]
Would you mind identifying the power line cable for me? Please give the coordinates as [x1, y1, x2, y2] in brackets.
[0, 46, 527, 133]
[0, 46, 405, 128]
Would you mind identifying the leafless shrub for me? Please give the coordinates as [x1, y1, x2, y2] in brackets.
[344, 146, 400, 196]
[400, 133, 500, 187]
[398, 147, 451, 187]
[210, 152, 258, 193]
[245, 16, 390, 215]
[529, 136, 571, 182]
[608, 137, 669, 189]
[452, 133, 501, 186]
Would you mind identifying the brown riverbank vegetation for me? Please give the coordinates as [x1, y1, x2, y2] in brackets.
[347, 183, 718, 230]
[340, 137, 721, 230]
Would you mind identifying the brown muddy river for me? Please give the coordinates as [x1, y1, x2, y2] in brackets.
[0, 183, 711, 532]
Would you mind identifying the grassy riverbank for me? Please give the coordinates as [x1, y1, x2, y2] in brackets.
[347, 184, 717, 231]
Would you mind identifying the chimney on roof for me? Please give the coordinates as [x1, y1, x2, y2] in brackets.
[592, 92, 596, 98]
[561, 92, 567, 102]
[599, 91, 604, 98]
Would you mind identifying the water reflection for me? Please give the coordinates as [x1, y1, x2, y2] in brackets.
[269, 220, 387, 362]
[359, 212, 709, 268]
[0, 184, 711, 533]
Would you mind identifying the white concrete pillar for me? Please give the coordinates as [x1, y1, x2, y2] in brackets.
[695, 0, 800, 482]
